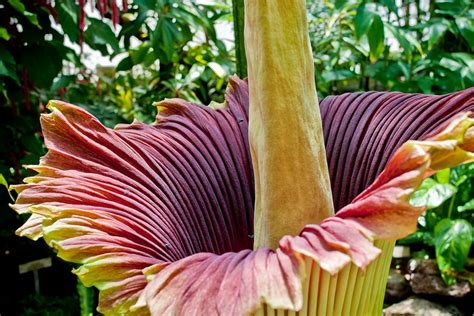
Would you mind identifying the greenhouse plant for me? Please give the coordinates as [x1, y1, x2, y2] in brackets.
[1, 0, 473, 315]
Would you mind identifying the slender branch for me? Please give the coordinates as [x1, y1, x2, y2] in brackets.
[232, 0, 247, 78]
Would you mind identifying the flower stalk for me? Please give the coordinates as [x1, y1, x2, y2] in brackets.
[245, 0, 334, 249]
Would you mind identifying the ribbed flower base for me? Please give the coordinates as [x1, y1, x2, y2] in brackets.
[255, 240, 395, 316]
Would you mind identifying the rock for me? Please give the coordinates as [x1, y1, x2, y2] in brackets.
[409, 259, 472, 298]
[385, 268, 411, 303]
[383, 296, 464, 316]
[409, 259, 439, 275]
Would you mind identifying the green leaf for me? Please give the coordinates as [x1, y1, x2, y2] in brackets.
[8, 0, 41, 28]
[134, 0, 156, 11]
[436, 0, 471, 16]
[334, 0, 344, 9]
[207, 62, 226, 78]
[428, 21, 449, 49]
[51, 75, 76, 91]
[410, 178, 457, 209]
[0, 27, 10, 40]
[0, 173, 8, 190]
[130, 45, 150, 64]
[8, 0, 25, 12]
[368, 15, 384, 62]
[21, 43, 62, 88]
[116, 56, 133, 71]
[456, 17, 474, 49]
[321, 69, 356, 82]
[423, 231, 435, 246]
[23, 12, 41, 28]
[404, 31, 423, 55]
[0, 46, 18, 81]
[380, 0, 398, 13]
[152, 18, 177, 63]
[436, 168, 451, 184]
[355, 4, 375, 40]
[57, 0, 80, 43]
[434, 219, 472, 280]
[0, 173, 13, 201]
[84, 18, 120, 53]
[0, 46, 14, 65]
[398, 231, 424, 245]
[0, 60, 18, 82]
[386, 24, 422, 58]
[458, 199, 474, 212]
[143, 51, 157, 67]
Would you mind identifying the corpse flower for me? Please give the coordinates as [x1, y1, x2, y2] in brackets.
[11, 0, 474, 315]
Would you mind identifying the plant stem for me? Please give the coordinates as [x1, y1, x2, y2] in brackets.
[232, 0, 247, 78]
[447, 193, 456, 218]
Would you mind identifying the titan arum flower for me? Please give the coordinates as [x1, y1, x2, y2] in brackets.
[10, 1, 474, 315]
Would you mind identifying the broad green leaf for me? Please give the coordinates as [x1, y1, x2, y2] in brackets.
[0, 46, 14, 65]
[385, 24, 412, 58]
[380, 0, 398, 13]
[451, 53, 474, 71]
[51, 75, 76, 91]
[423, 231, 435, 247]
[153, 18, 177, 63]
[428, 21, 449, 49]
[0, 27, 10, 40]
[8, 0, 41, 28]
[57, 0, 80, 42]
[410, 178, 457, 209]
[417, 77, 434, 94]
[8, 0, 25, 12]
[134, 0, 156, 11]
[398, 231, 424, 245]
[436, 0, 471, 16]
[436, 168, 451, 184]
[0, 44, 16, 81]
[355, 4, 375, 40]
[84, 18, 120, 53]
[321, 69, 356, 82]
[458, 199, 474, 212]
[143, 51, 158, 67]
[439, 52, 465, 69]
[120, 12, 147, 38]
[0, 60, 18, 82]
[404, 31, 423, 55]
[23, 12, 40, 28]
[130, 45, 150, 64]
[21, 43, 62, 88]
[434, 219, 472, 282]
[116, 56, 133, 71]
[368, 15, 384, 62]
[207, 62, 226, 78]
[456, 17, 474, 49]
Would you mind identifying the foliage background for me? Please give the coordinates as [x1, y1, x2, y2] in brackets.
[0, 0, 472, 314]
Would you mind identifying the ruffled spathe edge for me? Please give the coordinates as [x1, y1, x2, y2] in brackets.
[10, 77, 474, 314]
[134, 113, 474, 315]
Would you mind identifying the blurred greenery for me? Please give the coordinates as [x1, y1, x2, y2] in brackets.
[0, 0, 472, 313]
[307, 0, 473, 96]
[400, 165, 474, 285]
[19, 293, 79, 316]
